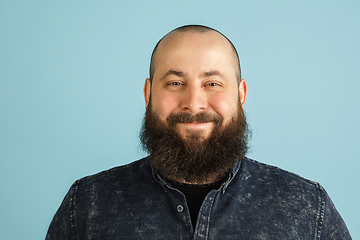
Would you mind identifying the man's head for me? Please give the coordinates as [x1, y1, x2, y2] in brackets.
[149, 25, 242, 84]
[140, 25, 250, 184]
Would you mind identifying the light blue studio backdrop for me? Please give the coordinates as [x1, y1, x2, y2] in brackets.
[1, 1, 359, 239]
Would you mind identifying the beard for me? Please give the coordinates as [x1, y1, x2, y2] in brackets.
[139, 101, 250, 184]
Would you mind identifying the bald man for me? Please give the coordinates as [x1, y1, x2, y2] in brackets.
[46, 25, 351, 240]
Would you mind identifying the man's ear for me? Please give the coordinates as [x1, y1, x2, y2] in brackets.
[144, 78, 151, 108]
[239, 79, 248, 108]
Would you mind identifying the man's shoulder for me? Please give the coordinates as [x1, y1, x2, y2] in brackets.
[74, 157, 152, 191]
[240, 158, 321, 192]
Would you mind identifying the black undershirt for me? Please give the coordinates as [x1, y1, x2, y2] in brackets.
[171, 180, 224, 229]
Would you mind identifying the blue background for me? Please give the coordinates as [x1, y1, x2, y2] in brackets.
[1, 1, 359, 239]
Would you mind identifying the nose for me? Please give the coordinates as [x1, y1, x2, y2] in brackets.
[179, 85, 207, 113]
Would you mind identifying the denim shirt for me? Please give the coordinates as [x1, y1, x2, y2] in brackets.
[46, 157, 351, 239]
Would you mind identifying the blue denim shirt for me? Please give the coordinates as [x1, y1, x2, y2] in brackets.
[46, 157, 351, 239]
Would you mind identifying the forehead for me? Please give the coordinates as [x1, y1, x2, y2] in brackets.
[159, 30, 231, 50]
[153, 31, 237, 80]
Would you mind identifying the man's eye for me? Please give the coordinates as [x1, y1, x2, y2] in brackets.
[167, 82, 182, 86]
[207, 82, 220, 87]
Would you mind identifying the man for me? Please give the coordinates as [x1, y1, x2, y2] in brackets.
[46, 25, 351, 239]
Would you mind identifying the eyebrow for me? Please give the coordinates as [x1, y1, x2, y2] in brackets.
[160, 70, 185, 81]
[201, 70, 224, 79]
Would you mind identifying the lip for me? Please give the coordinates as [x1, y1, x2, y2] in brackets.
[175, 122, 215, 139]
[178, 122, 213, 128]
[185, 121, 205, 125]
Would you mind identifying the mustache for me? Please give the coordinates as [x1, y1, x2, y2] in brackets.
[166, 112, 223, 126]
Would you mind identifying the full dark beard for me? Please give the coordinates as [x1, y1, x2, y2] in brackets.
[140, 102, 250, 184]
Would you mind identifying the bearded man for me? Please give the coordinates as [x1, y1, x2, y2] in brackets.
[46, 25, 351, 239]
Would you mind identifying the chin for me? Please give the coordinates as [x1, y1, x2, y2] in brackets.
[180, 130, 212, 142]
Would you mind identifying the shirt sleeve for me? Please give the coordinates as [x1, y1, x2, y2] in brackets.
[45, 181, 77, 240]
[319, 186, 352, 240]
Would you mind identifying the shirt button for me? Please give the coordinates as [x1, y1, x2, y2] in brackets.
[177, 205, 184, 212]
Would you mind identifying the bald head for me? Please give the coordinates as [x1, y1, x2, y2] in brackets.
[149, 25, 241, 84]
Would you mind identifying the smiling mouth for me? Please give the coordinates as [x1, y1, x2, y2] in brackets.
[167, 112, 223, 127]
[179, 121, 213, 127]
[187, 121, 203, 124]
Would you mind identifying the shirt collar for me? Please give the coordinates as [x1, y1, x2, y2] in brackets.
[147, 156, 244, 193]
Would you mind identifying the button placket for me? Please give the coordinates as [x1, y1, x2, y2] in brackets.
[194, 191, 217, 239]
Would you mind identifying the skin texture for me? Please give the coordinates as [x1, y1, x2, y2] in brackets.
[144, 30, 247, 141]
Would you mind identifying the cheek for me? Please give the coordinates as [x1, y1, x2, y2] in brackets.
[151, 93, 179, 120]
[209, 95, 238, 121]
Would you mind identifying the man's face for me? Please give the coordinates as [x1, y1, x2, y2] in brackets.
[144, 30, 247, 141]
